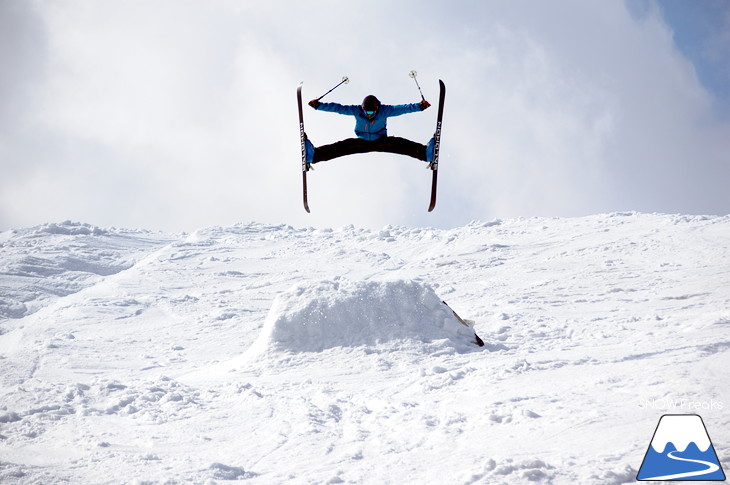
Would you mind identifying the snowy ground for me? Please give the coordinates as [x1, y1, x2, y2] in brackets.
[0, 213, 728, 484]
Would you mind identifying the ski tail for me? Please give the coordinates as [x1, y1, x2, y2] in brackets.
[428, 171, 438, 212]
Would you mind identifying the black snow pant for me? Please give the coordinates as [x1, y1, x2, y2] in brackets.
[313, 136, 427, 163]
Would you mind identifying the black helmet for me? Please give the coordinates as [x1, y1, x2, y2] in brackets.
[362, 95, 381, 117]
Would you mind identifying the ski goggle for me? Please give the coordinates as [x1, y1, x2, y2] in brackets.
[364, 110, 376, 116]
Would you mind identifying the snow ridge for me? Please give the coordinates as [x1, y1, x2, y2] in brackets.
[0, 221, 176, 319]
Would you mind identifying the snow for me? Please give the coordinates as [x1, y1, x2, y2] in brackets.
[252, 278, 479, 353]
[0, 213, 729, 484]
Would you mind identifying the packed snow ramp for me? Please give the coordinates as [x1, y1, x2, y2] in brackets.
[250, 278, 481, 353]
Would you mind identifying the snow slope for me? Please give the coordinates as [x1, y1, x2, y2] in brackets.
[0, 213, 728, 484]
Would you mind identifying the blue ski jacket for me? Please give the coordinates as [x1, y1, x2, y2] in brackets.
[314, 101, 424, 141]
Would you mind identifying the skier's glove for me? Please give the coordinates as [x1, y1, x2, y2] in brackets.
[309, 99, 320, 109]
[420, 100, 431, 110]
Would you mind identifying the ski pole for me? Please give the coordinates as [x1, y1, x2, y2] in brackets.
[409, 70, 425, 101]
[317, 76, 349, 101]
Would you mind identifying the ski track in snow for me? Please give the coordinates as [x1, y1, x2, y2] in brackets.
[0, 213, 728, 484]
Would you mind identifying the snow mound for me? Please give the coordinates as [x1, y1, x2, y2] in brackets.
[35, 221, 108, 236]
[252, 278, 479, 353]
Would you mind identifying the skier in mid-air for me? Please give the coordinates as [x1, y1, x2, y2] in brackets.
[304, 95, 436, 164]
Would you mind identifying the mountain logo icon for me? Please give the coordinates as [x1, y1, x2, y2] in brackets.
[637, 414, 726, 481]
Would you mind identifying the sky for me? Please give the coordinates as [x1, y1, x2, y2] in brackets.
[1, 0, 729, 233]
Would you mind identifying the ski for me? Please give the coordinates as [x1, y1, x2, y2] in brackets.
[428, 80, 446, 212]
[297, 83, 311, 213]
[428, 167, 438, 212]
[442, 301, 485, 347]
